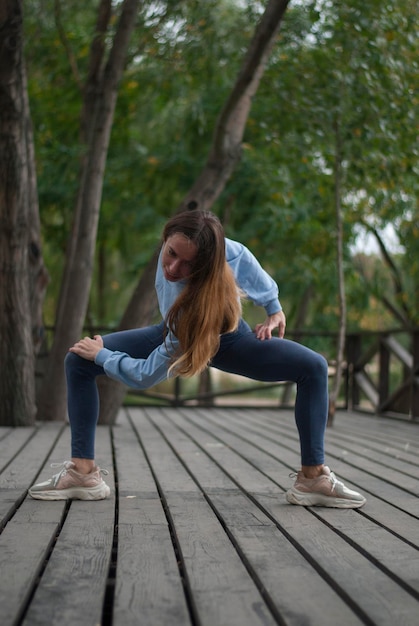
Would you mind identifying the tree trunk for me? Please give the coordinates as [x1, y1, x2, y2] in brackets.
[328, 119, 346, 426]
[179, 0, 290, 213]
[281, 284, 314, 405]
[22, 58, 49, 356]
[0, 0, 37, 425]
[98, 0, 290, 424]
[96, 248, 160, 424]
[37, 0, 140, 421]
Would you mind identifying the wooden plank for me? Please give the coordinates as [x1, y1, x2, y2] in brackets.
[332, 412, 417, 445]
[349, 495, 419, 549]
[323, 434, 418, 475]
[253, 414, 419, 505]
[323, 428, 419, 466]
[0, 427, 13, 441]
[0, 427, 36, 471]
[196, 408, 419, 504]
[259, 498, 419, 626]
[314, 506, 419, 594]
[111, 411, 191, 626]
[21, 426, 114, 626]
[128, 408, 278, 626]
[333, 412, 419, 442]
[153, 407, 419, 626]
[248, 408, 419, 492]
[186, 408, 419, 542]
[0, 499, 66, 626]
[23, 502, 114, 626]
[0, 422, 65, 489]
[1, 408, 418, 626]
[179, 407, 305, 481]
[230, 405, 419, 464]
[239, 406, 419, 450]
[133, 408, 364, 626]
[382, 335, 413, 368]
[0, 425, 83, 625]
[0, 422, 65, 528]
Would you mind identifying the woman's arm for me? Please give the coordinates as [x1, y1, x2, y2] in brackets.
[226, 239, 285, 338]
[70, 334, 176, 389]
[225, 238, 282, 315]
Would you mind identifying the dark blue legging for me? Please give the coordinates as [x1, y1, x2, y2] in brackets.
[65, 319, 328, 466]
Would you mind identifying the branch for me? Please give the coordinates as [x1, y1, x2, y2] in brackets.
[79, 0, 113, 143]
[54, 0, 83, 92]
[215, 0, 290, 151]
[85, 0, 113, 86]
[180, 0, 290, 211]
[364, 222, 412, 321]
[381, 295, 411, 328]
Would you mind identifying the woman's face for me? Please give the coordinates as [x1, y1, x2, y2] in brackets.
[162, 233, 198, 282]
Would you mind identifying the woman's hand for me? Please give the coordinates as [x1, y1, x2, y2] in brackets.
[254, 311, 286, 340]
[69, 335, 104, 361]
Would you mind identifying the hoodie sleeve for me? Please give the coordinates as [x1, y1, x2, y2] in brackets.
[225, 238, 282, 315]
[94, 335, 179, 389]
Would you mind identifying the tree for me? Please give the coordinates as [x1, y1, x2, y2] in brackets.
[37, 0, 141, 421]
[0, 0, 48, 426]
[27, 0, 416, 339]
[328, 119, 345, 424]
[237, 0, 417, 409]
[97, 0, 290, 424]
[18, 0, 416, 424]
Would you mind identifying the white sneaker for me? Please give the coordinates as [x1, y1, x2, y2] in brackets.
[286, 466, 366, 508]
[29, 461, 111, 500]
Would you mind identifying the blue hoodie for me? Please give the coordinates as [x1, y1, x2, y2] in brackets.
[95, 238, 281, 389]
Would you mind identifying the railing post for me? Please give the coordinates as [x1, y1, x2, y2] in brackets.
[412, 329, 419, 420]
[378, 334, 390, 413]
[173, 377, 182, 407]
[346, 333, 361, 410]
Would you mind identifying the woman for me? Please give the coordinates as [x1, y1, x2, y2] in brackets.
[29, 210, 366, 508]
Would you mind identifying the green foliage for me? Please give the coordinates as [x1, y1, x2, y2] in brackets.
[24, 0, 418, 330]
[226, 0, 418, 330]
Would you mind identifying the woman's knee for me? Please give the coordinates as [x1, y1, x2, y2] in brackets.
[307, 351, 328, 380]
[64, 350, 99, 377]
[65, 350, 79, 369]
[65, 350, 82, 374]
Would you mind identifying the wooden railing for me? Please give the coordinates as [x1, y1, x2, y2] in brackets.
[37, 326, 419, 420]
[125, 328, 419, 420]
[345, 328, 419, 419]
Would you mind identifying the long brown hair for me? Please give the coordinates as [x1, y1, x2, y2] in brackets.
[163, 210, 241, 377]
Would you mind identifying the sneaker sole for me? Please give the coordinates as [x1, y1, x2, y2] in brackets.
[29, 483, 111, 501]
[286, 489, 366, 509]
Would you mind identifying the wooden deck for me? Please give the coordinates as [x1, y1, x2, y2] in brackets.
[0, 407, 418, 626]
